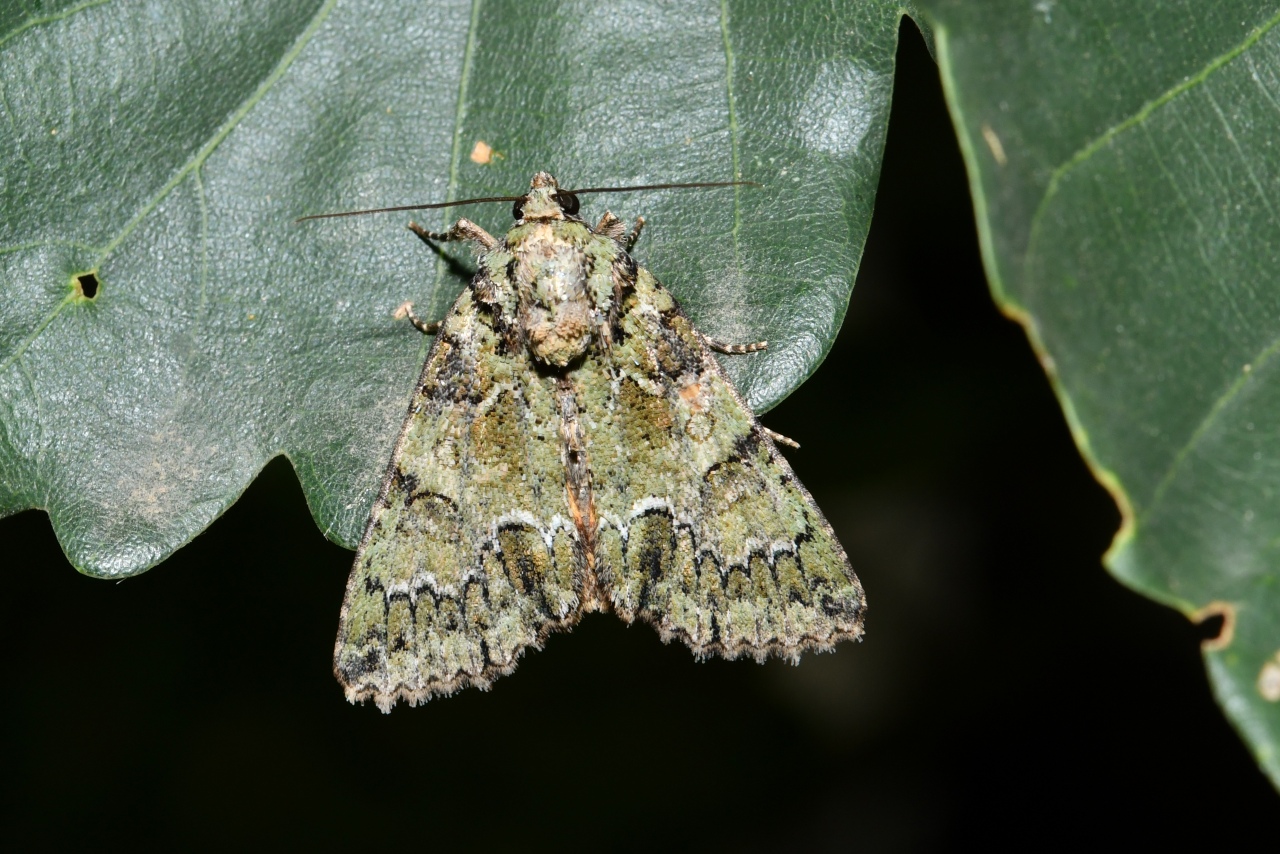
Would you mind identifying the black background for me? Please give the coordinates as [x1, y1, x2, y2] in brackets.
[3, 23, 1275, 850]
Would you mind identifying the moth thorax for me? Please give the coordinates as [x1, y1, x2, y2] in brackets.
[523, 255, 594, 368]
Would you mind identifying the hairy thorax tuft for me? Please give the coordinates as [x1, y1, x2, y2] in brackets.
[513, 222, 596, 367]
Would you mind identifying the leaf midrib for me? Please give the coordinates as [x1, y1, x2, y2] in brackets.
[430, 0, 484, 305]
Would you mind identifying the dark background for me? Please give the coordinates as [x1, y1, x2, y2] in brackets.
[3, 23, 1275, 850]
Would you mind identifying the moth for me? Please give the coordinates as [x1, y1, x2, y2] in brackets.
[303, 172, 864, 711]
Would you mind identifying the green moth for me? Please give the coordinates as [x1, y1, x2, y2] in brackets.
[308, 172, 864, 711]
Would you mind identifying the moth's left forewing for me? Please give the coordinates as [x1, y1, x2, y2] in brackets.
[582, 263, 865, 662]
[336, 269, 587, 711]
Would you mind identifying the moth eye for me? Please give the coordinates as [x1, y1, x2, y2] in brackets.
[554, 190, 580, 216]
[512, 197, 526, 220]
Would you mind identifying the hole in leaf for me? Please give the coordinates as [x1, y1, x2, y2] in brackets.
[1192, 601, 1235, 651]
[1196, 614, 1225, 643]
[73, 272, 100, 299]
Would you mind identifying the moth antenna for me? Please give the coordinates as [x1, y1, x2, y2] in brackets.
[295, 195, 523, 223]
[566, 180, 760, 195]
[296, 180, 760, 223]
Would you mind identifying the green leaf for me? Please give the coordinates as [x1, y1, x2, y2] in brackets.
[0, 1, 914, 574]
[922, 0, 1280, 787]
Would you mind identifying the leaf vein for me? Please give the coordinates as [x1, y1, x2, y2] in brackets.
[1143, 335, 1280, 525]
[0, 0, 111, 52]
[96, 0, 340, 263]
[0, 294, 75, 375]
[1027, 11, 1280, 260]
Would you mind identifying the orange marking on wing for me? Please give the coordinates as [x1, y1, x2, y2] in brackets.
[679, 381, 705, 412]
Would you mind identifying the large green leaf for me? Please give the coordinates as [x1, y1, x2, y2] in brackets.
[922, 0, 1280, 786]
[0, 0, 916, 575]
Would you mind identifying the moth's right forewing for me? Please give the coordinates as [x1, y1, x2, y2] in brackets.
[586, 266, 865, 662]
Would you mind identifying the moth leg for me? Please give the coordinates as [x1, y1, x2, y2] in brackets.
[703, 335, 768, 355]
[393, 301, 440, 335]
[594, 211, 627, 241]
[623, 216, 646, 252]
[762, 426, 800, 449]
[407, 218, 499, 250]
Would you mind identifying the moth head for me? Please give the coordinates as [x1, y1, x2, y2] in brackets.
[513, 172, 580, 222]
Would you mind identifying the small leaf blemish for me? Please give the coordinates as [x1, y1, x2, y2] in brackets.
[981, 123, 1008, 165]
[470, 140, 503, 165]
[1257, 653, 1280, 702]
